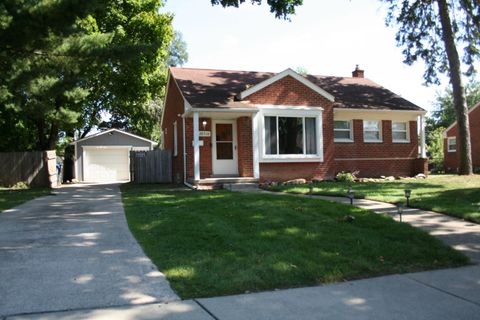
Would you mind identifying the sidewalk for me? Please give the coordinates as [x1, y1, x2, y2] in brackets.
[7, 265, 480, 320]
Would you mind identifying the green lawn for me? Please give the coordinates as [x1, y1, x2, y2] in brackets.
[0, 187, 51, 212]
[121, 184, 468, 299]
[268, 175, 480, 223]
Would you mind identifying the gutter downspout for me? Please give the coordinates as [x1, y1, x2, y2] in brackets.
[183, 116, 196, 189]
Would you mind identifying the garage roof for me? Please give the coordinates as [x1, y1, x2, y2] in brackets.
[72, 129, 158, 145]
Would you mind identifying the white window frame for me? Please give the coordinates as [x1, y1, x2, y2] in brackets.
[363, 120, 382, 143]
[392, 121, 410, 143]
[447, 137, 456, 152]
[258, 107, 323, 163]
[334, 120, 353, 142]
[173, 121, 178, 157]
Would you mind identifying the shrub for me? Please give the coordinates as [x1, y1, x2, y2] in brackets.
[336, 171, 355, 183]
[11, 181, 29, 190]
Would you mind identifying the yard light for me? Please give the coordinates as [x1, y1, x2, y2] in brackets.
[347, 186, 354, 205]
[404, 189, 412, 206]
[396, 202, 404, 222]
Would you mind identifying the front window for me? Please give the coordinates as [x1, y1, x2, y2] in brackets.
[363, 120, 382, 142]
[264, 116, 317, 155]
[392, 122, 409, 142]
[334, 120, 353, 142]
[447, 137, 456, 152]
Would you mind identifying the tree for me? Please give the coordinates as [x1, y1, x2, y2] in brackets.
[0, 1, 174, 150]
[167, 31, 189, 67]
[383, 0, 479, 175]
[427, 79, 480, 132]
[211, 0, 479, 175]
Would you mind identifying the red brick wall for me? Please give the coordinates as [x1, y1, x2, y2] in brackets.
[247, 75, 334, 107]
[162, 76, 185, 183]
[237, 117, 254, 177]
[199, 118, 213, 178]
[253, 75, 336, 182]
[444, 105, 480, 172]
[334, 120, 421, 177]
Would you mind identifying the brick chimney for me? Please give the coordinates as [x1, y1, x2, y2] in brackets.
[352, 65, 364, 78]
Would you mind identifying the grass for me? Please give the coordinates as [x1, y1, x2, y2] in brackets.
[0, 187, 51, 212]
[121, 184, 468, 299]
[268, 174, 480, 223]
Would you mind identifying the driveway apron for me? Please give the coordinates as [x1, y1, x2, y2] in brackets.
[0, 183, 178, 317]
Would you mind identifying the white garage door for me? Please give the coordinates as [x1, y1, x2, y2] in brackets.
[84, 148, 130, 182]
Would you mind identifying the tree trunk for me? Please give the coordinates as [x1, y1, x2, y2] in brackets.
[437, 0, 473, 175]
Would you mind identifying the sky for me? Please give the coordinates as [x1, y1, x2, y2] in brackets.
[162, 0, 455, 113]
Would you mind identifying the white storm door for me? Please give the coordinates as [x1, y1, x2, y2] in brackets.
[212, 120, 238, 175]
[84, 148, 130, 182]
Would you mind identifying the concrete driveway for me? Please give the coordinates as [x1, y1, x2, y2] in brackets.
[0, 183, 178, 317]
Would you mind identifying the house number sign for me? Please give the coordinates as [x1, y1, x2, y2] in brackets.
[199, 131, 211, 137]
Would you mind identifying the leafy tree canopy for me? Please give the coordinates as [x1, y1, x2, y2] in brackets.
[168, 31, 189, 67]
[0, 0, 175, 151]
[427, 78, 480, 131]
[211, 0, 302, 19]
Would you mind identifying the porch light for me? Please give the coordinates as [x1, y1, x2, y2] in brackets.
[347, 186, 354, 205]
[404, 189, 412, 206]
[396, 202, 404, 222]
[202, 120, 207, 130]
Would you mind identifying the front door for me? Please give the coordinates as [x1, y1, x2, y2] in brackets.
[212, 120, 238, 176]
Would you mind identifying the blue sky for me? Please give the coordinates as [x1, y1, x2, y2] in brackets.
[163, 0, 451, 112]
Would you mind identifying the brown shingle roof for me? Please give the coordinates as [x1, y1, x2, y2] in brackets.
[170, 67, 424, 111]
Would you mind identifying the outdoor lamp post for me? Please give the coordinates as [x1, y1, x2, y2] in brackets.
[404, 189, 412, 206]
[396, 202, 404, 222]
[347, 186, 354, 205]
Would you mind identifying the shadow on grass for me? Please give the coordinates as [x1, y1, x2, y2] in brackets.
[121, 187, 468, 299]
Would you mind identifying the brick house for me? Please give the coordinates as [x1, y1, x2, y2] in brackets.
[161, 66, 428, 187]
[443, 102, 480, 172]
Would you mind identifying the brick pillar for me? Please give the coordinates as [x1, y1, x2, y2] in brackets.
[237, 117, 254, 177]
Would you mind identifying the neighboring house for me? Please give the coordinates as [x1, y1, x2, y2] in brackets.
[443, 102, 480, 172]
[72, 129, 157, 182]
[161, 66, 428, 186]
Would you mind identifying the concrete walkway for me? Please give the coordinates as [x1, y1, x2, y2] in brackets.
[0, 183, 178, 318]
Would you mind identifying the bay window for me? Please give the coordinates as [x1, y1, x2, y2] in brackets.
[264, 115, 318, 156]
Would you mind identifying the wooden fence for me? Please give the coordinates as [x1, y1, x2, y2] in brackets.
[0, 150, 57, 188]
[130, 149, 172, 183]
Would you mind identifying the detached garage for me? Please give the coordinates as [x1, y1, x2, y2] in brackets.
[73, 129, 157, 182]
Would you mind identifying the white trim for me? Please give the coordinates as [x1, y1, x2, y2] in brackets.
[419, 115, 426, 157]
[238, 68, 335, 102]
[363, 120, 383, 143]
[443, 101, 480, 136]
[333, 120, 354, 143]
[187, 107, 258, 113]
[193, 112, 200, 181]
[447, 137, 457, 152]
[252, 113, 260, 179]
[259, 108, 324, 163]
[255, 104, 324, 111]
[392, 121, 410, 143]
[71, 128, 158, 145]
[212, 120, 239, 175]
[81, 145, 133, 149]
[334, 108, 426, 115]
